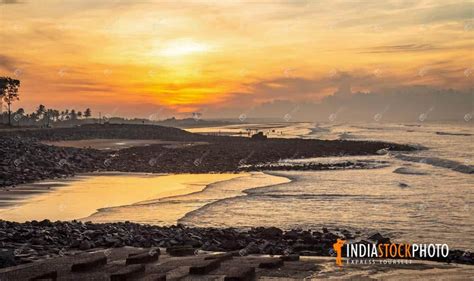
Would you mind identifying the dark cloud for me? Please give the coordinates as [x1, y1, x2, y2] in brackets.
[422, 2, 474, 23]
[0, 0, 23, 4]
[361, 44, 440, 54]
[0, 55, 20, 72]
[335, 2, 474, 30]
[209, 85, 473, 122]
[203, 66, 473, 121]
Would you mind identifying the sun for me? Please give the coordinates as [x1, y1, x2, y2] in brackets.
[160, 39, 210, 57]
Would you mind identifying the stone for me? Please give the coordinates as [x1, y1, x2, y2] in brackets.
[126, 251, 159, 265]
[260, 227, 283, 238]
[167, 246, 195, 257]
[224, 266, 256, 281]
[258, 258, 284, 269]
[29, 270, 57, 280]
[110, 264, 146, 281]
[204, 252, 233, 262]
[71, 254, 107, 272]
[280, 254, 300, 261]
[189, 259, 221, 274]
[368, 233, 390, 244]
[0, 249, 16, 268]
[78, 240, 92, 250]
[251, 132, 267, 140]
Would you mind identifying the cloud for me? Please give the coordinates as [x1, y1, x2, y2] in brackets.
[0, 0, 23, 4]
[422, 2, 474, 23]
[360, 44, 441, 54]
[0, 55, 21, 72]
[211, 85, 473, 122]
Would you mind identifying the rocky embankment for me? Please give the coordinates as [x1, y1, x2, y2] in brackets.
[1, 124, 201, 142]
[0, 220, 472, 269]
[0, 137, 105, 187]
[1, 124, 415, 187]
[105, 137, 409, 173]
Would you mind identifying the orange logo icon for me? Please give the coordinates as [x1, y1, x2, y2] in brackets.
[333, 239, 346, 266]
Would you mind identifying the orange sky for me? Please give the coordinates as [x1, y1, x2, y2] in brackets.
[0, 0, 472, 118]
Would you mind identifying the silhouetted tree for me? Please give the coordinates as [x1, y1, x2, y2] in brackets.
[53, 110, 60, 122]
[16, 108, 24, 116]
[46, 109, 55, 126]
[36, 104, 45, 116]
[36, 104, 46, 125]
[84, 108, 91, 119]
[15, 108, 24, 126]
[0, 77, 21, 126]
[70, 109, 77, 120]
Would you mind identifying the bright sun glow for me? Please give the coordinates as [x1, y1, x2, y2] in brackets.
[160, 39, 210, 57]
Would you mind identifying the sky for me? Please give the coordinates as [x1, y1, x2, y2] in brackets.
[0, 0, 473, 120]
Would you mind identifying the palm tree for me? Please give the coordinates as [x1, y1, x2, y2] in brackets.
[70, 109, 77, 120]
[46, 109, 55, 126]
[36, 104, 46, 122]
[84, 108, 91, 119]
[53, 110, 60, 122]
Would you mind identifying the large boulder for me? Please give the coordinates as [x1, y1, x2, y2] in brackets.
[251, 132, 267, 140]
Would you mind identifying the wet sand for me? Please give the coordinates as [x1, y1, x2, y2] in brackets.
[0, 173, 244, 222]
[41, 138, 207, 150]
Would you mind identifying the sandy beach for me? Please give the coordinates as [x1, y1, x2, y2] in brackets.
[0, 173, 244, 222]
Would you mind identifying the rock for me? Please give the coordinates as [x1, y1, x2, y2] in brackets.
[79, 240, 93, 250]
[280, 254, 299, 261]
[110, 264, 145, 281]
[0, 249, 16, 268]
[189, 259, 221, 274]
[220, 239, 240, 250]
[251, 132, 267, 140]
[71, 254, 107, 271]
[260, 227, 283, 238]
[258, 258, 283, 269]
[2, 220, 469, 267]
[368, 233, 390, 244]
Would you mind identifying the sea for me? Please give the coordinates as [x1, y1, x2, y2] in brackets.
[1, 122, 472, 250]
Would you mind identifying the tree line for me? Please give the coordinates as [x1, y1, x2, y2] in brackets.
[1, 105, 93, 127]
[1, 76, 92, 126]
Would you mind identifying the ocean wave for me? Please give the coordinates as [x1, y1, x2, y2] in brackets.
[393, 154, 473, 174]
[241, 193, 378, 200]
[178, 172, 292, 224]
[309, 126, 331, 134]
[86, 172, 291, 225]
[435, 131, 473, 136]
[393, 167, 429, 175]
[338, 132, 354, 139]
